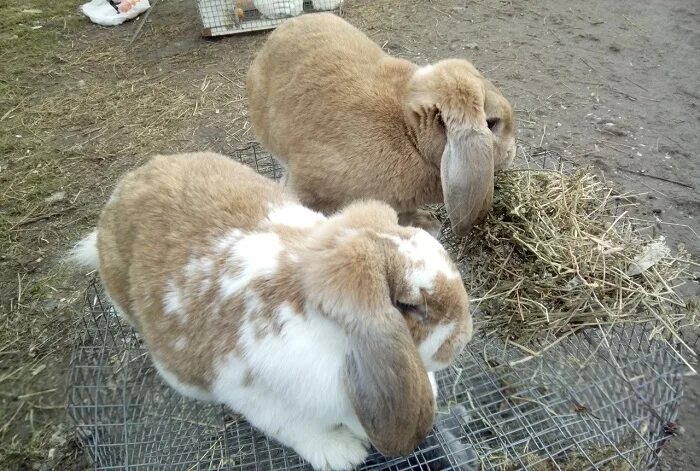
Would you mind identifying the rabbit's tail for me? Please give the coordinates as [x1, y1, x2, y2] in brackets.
[69, 230, 100, 270]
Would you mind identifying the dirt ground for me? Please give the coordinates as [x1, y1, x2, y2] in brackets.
[1, 0, 698, 469]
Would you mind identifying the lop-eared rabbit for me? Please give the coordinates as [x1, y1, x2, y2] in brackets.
[247, 13, 516, 237]
[71, 152, 473, 470]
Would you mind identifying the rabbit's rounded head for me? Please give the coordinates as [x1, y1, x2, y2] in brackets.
[406, 59, 516, 235]
[302, 201, 472, 456]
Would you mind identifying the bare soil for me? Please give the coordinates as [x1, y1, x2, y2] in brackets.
[0, 0, 697, 469]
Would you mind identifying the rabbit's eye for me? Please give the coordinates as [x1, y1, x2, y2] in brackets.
[487, 118, 501, 133]
[396, 301, 429, 322]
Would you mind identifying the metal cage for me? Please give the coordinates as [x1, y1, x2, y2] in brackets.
[197, 0, 343, 37]
[66, 143, 694, 470]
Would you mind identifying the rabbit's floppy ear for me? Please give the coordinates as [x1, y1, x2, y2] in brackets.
[441, 126, 494, 236]
[302, 229, 435, 456]
[344, 312, 435, 456]
[407, 61, 495, 236]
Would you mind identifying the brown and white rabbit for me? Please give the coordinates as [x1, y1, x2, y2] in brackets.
[247, 13, 516, 237]
[70, 152, 473, 470]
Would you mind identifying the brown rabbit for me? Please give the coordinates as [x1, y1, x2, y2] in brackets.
[247, 13, 516, 237]
[70, 152, 473, 470]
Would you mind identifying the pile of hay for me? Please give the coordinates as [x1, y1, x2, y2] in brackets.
[496, 442, 647, 471]
[437, 164, 699, 363]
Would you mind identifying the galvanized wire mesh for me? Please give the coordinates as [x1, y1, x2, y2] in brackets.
[197, 0, 342, 37]
[66, 143, 694, 470]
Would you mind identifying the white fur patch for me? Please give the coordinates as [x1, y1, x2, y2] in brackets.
[222, 304, 351, 418]
[276, 302, 298, 324]
[420, 322, 455, 371]
[163, 280, 187, 322]
[199, 279, 211, 293]
[70, 230, 99, 269]
[209, 302, 371, 469]
[219, 232, 282, 299]
[212, 351, 249, 395]
[244, 293, 263, 319]
[267, 204, 325, 229]
[185, 256, 213, 278]
[216, 229, 243, 252]
[414, 65, 434, 79]
[174, 337, 188, 351]
[185, 256, 214, 293]
[428, 371, 438, 400]
[380, 231, 459, 294]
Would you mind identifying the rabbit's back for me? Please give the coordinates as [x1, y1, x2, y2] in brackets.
[253, 13, 384, 70]
[96, 153, 290, 389]
[97, 153, 287, 303]
[247, 13, 401, 151]
[101, 153, 285, 242]
[247, 14, 429, 212]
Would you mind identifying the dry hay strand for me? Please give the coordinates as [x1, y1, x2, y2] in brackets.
[490, 422, 653, 471]
[494, 444, 646, 471]
[436, 165, 699, 362]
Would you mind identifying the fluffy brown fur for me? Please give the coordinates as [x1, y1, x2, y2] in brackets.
[96, 152, 287, 388]
[247, 13, 516, 236]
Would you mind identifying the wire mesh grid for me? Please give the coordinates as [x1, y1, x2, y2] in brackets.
[197, 0, 342, 37]
[66, 143, 695, 470]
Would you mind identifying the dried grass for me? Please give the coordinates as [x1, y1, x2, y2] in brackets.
[493, 443, 646, 471]
[435, 158, 699, 364]
[0, 3, 255, 466]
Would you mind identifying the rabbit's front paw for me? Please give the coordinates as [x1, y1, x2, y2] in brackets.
[297, 426, 369, 471]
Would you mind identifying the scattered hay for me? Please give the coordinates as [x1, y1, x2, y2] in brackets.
[437, 164, 699, 362]
[493, 443, 646, 471]
[476, 410, 656, 470]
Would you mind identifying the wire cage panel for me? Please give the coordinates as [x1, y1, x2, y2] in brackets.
[197, 0, 342, 37]
[66, 144, 691, 470]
